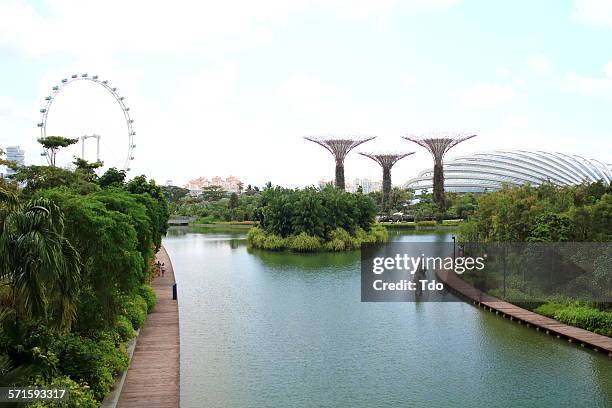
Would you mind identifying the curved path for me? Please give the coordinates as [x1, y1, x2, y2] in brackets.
[117, 246, 180, 407]
[436, 268, 612, 356]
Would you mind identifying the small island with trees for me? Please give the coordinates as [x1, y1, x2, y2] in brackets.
[247, 186, 388, 252]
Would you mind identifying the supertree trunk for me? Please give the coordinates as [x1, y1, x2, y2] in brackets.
[359, 152, 414, 213]
[382, 167, 391, 212]
[402, 133, 476, 216]
[433, 160, 445, 213]
[335, 162, 345, 190]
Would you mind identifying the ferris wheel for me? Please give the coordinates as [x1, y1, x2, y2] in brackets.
[37, 73, 136, 171]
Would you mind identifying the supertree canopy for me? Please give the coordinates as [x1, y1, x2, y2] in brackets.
[359, 152, 414, 212]
[304, 135, 375, 190]
[402, 133, 476, 213]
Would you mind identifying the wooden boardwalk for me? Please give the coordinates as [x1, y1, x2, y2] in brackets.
[436, 268, 612, 356]
[117, 246, 180, 407]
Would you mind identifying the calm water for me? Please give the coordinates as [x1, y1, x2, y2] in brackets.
[164, 227, 612, 408]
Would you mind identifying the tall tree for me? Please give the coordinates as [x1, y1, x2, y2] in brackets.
[98, 167, 126, 188]
[37, 136, 79, 167]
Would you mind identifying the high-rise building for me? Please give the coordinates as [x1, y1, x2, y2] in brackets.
[2, 146, 25, 178]
[351, 178, 382, 193]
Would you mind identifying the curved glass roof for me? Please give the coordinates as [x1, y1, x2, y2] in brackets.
[405, 150, 611, 192]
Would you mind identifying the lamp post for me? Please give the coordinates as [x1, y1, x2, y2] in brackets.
[452, 236, 456, 267]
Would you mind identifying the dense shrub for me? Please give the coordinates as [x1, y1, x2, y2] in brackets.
[138, 284, 157, 313]
[248, 225, 387, 252]
[55, 334, 128, 400]
[123, 295, 148, 330]
[263, 233, 286, 251]
[246, 227, 267, 248]
[533, 303, 565, 318]
[30, 376, 97, 408]
[287, 232, 322, 252]
[534, 303, 612, 336]
[115, 315, 136, 343]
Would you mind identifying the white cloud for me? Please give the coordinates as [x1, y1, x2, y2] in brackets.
[556, 72, 612, 96]
[605, 62, 612, 77]
[574, 0, 612, 27]
[0, 0, 463, 58]
[527, 55, 552, 74]
[460, 83, 516, 109]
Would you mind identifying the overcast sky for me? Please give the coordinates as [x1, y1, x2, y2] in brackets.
[1, 0, 611, 187]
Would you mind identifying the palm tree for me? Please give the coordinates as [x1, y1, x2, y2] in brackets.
[0, 187, 81, 331]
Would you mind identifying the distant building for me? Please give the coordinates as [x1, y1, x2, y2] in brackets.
[185, 175, 243, 195]
[317, 178, 382, 193]
[165, 180, 173, 186]
[350, 178, 382, 193]
[1, 146, 25, 178]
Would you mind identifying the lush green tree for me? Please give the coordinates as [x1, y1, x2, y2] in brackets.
[200, 185, 226, 202]
[98, 167, 126, 188]
[37, 136, 78, 167]
[0, 188, 81, 331]
[228, 192, 239, 209]
[527, 213, 573, 242]
[126, 175, 169, 247]
[455, 193, 478, 219]
[35, 189, 144, 329]
[160, 185, 189, 203]
[12, 165, 99, 197]
[72, 158, 103, 182]
[459, 183, 611, 243]
[258, 186, 376, 238]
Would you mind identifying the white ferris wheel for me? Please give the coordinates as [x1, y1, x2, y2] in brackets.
[37, 73, 136, 171]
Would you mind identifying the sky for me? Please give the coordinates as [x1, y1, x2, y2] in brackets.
[0, 0, 611, 187]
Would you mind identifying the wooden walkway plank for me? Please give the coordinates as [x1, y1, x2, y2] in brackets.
[117, 246, 180, 407]
[436, 268, 612, 355]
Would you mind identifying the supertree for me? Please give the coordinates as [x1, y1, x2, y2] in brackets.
[402, 133, 476, 213]
[359, 152, 415, 212]
[304, 135, 375, 190]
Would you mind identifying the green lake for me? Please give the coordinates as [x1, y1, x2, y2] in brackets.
[164, 228, 611, 408]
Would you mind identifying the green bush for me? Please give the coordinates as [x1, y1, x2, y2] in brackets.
[329, 227, 353, 249]
[30, 376, 97, 408]
[123, 294, 148, 329]
[138, 284, 157, 313]
[115, 315, 136, 343]
[263, 234, 286, 250]
[246, 227, 267, 248]
[533, 303, 565, 318]
[370, 224, 389, 243]
[287, 232, 321, 252]
[534, 302, 612, 336]
[554, 306, 612, 337]
[55, 334, 128, 400]
[323, 238, 346, 252]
